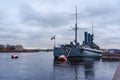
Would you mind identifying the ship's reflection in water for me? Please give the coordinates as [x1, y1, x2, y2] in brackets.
[53, 58, 117, 80]
[53, 58, 97, 80]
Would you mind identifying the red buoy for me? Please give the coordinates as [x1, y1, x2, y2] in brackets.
[58, 55, 67, 61]
[11, 54, 18, 59]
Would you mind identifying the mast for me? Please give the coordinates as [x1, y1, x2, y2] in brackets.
[91, 17, 94, 43]
[74, 5, 78, 44]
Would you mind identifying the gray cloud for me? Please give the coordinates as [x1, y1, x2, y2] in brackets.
[0, 0, 119, 49]
[19, 4, 73, 28]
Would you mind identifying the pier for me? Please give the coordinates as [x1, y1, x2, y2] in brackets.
[102, 53, 120, 60]
[102, 53, 120, 80]
[113, 62, 120, 80]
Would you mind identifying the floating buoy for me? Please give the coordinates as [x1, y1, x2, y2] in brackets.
[11, 54, 18, 59]
[58, 55, 67, 61]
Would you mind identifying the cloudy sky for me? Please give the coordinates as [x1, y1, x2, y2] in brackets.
[0, 0, 120, 49]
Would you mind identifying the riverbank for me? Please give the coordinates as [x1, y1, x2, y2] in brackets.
[0, 49, 53, 53]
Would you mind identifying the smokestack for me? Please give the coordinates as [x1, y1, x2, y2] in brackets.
[84, 32, 88, 45]
[88, 33, 91, 45]
[84, 32, 94, 46]
[91, 34, 94, 44]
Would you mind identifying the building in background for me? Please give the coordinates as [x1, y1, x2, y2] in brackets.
[108, 49, 120, 54]
[0, 44, 24, 51]
[15, 45, 23, 51]
[0, 44, 5, 49]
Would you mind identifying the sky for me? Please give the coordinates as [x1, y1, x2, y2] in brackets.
[0, 0, 120, 49]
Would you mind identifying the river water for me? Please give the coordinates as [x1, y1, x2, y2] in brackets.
[0, 52, 118, 80]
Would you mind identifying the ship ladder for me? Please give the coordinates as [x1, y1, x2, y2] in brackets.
[67, 48, 72, 58]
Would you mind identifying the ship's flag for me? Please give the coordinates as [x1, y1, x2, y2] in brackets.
[51, 35, 55, 40]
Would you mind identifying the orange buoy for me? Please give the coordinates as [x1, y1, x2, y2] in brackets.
[58, 55, 67, 61]
[11, 54, 18, 59]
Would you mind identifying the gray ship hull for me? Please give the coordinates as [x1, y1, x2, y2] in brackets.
[54, 47, 102, 58]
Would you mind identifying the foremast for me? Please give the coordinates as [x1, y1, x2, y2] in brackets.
[74, 5, 78, 45]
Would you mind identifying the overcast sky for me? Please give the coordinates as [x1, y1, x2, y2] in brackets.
[0, 0, 120, 49]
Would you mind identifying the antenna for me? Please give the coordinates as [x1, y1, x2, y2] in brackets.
[76, 5, 77, 26]
[91, 17, 94, 35]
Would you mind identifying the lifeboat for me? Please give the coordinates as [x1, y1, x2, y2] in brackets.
[11, 54, 18, 59]
[58, 55, 67, 61]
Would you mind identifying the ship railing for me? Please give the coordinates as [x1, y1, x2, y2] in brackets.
[82, 47, 104, 53]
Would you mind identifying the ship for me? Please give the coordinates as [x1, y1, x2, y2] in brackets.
[53, 6, 103, 59]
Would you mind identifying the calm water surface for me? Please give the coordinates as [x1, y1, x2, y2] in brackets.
[0, 52, 118, 80]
